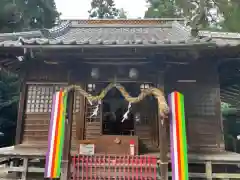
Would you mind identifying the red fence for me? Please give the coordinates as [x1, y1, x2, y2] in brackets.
[71, 155, 158, 180]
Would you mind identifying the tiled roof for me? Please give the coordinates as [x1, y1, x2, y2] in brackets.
[199, 31, 240, 47]
[0, 19, 214, 47]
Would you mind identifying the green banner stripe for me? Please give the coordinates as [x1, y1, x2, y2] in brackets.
[179, 93, 188, 180]
[56, 93, 68, 177]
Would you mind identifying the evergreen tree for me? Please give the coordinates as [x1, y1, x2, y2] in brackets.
[89, 0, 120, 19]
[144, 0, 240, 32]
[219, 1, 240, 32]
[145, 0, 181, 18]
[0, 0, 60, 146]
[118, 8, 127, 19]
[0, 70, 19, 146]
[0, 0, 60, 32]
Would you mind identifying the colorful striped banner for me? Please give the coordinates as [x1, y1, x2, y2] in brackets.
[168, 91, 188, 180]
[44, 90, 68, 178]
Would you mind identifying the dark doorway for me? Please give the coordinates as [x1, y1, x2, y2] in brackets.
[102, 84, 137, 135]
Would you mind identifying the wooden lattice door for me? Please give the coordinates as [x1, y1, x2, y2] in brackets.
[133, 83, 159, 153]
[84, 83, 104, 140]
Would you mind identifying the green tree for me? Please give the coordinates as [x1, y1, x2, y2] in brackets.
[144, 0, 240, 32]
[0, 0, 60, 32]
[89, 0, 120, 19]
[219, 1, 240, 32]
[118, 8, 127, 19]
[145, 0, 181, 18]
[0, 70, 20, 146]
[0, 0, 60, 146]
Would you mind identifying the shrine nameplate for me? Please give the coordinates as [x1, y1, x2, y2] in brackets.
[79, 144, 95, 155]
[78, 140, 96, 155]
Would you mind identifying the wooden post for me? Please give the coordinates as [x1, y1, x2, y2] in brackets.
[158, 116, 169, 180]
[15, 76, 27, 144]
[157, 71, 169, 180]
[205, 161, 212, 180]
[61, 89, 74, 180]
[21, 157, 29, 180]
[15, 49, 30, 145]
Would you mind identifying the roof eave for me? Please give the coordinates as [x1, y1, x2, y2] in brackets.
[2, 42, 216, 49]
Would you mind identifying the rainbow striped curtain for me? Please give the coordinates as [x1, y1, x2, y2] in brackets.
[168, 91, 189, 180]
[44, 89, 68, 178]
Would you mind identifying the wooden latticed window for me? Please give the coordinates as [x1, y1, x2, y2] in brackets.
[136, 83, 155, 125]
[74, 92, 81, 113]
[26, 83, 81, 113]
[25, 83, 68, 113]
[85, 101, 102, 123]
[85, 83, 102, 123]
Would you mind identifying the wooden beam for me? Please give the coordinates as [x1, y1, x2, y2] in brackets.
[221, 88, 240, 95]
[22, 42, 215, 50]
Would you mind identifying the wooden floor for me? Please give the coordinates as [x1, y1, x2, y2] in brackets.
[0, 145, 240, 180]
[0, 144, 240, 163]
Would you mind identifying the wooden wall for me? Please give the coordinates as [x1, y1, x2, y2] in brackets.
[165, 60, 224, 152]
[17, 60, 161, 154]
[17, 59, 224, 154]
[20, 62, 83, 149]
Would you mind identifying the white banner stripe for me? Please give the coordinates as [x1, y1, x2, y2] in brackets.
[47, 92, 60, 176]
[171, 94, 179, 180]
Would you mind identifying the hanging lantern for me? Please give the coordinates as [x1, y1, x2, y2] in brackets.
[87, 84, 96, 92]
[135, 112, 141, 123]
[91, 68, 100, 79]
[129, 68, 138, 79]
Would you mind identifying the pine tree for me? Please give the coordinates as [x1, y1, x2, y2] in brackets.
[89, 0, 120, 19]
[0, 0, 60, 146]
[0, 70, 19, 146]
[144, 0, 240, 32]
[145, 0, 181, 18]
[118, 8, 127, 19]
[0, 0, 60, 32]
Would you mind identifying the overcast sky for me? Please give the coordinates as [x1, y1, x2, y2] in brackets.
[55, 0, 148, 19]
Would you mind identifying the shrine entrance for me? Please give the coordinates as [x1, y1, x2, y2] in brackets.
[84, 81, 162, 154]
[72, 81, 167, 178]
[102, 83, 136, 135]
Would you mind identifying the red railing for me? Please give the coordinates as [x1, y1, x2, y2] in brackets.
[71, 155, 158, 180]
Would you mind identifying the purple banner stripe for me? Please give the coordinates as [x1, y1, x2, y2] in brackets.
[168, 93, 175, 180]
[44, 93, 57, 177]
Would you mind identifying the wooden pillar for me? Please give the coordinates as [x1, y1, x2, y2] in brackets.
[15, 49, 31, 145]
[61, 89, 74, 180]
[75, 83, 86, 141]
[205, 161, 213, 180]
[158, 114, 169, 179]
[15, 78, 27, 144]
[157, 71, 169, 180]
[214, 63, 225, 150]
[21, 157, 29, 180]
